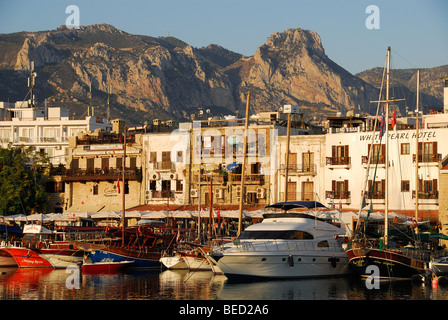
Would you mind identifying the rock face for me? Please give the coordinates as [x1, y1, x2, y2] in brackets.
[0, 24, 444, 124]
[228, 28, 378, 117]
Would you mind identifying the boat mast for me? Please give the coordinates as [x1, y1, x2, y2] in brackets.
[237, 91, 251, 237]
[415, 69, 420, 234]
[384, 47, 391, 246]
[122, 126, 127, 247]
[284, 112, 291, 201]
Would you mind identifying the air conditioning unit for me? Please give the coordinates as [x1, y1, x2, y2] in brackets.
[170, 173, 178, 180]
[190, 189, 198, 198]
[215, 188, 224, 199]
[256, 188, 265, 199]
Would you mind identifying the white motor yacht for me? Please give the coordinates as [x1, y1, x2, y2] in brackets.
[209, 201, 350, 280]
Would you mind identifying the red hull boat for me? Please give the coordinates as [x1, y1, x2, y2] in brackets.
[81, 260, 133, 274]
[3, 247, 53, 268]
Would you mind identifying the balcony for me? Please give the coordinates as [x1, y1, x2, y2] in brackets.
[61, 168, 142, 182]
[281, 164, 317, 176]
[326, 157, 351, 169]
[230, 174, 265, 185]
[154, 162, 175, 171]
[148, 190, 174, 199]
[412, 190, 439, 204]
[413, 154, 442, 164]
[325, 191, 351, 200]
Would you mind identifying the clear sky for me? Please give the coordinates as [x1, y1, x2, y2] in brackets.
[0, 0, 446, 74]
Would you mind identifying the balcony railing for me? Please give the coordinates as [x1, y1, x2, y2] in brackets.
[412, 190, 439, 200]
[149, 190, 174, 199]
[61, 168, 142, 182]
[282, 164, 316, 175]
[413, 154, 442, 163]
[154, 162, 175, 171]
[326, 157, 351, 166]
[325, 191, 351, 200]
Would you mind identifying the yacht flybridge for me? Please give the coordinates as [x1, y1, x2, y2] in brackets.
[208, 201, 350, 280]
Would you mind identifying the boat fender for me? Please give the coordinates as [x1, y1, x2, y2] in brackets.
[328, 257, 339, 268]
[412, 219, 417, 229]
[288, 255, 294, 268]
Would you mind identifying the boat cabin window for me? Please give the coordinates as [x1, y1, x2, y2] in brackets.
[239, 230, 314, 240]
[23, 234, 51, 243]
[317, 240, 329, 247]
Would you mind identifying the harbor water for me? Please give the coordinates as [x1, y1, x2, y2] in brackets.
[1, 267, 448, 301]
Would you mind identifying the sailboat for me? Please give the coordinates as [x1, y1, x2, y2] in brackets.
[346, 48, 445, 279]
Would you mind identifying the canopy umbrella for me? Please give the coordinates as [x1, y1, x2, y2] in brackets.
[141, 211, 167, 219]
[168, 211, 192, 218]
[90, 211, 120, 219]
[27, 213, 51, 223]
[224, 161, 240, 172]
[124, 211, 143, 218]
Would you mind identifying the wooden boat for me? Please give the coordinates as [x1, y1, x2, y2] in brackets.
[160, 252, 188, 269]
[0, 247, 18, 267]
[2, 247, 53, 268]
[346, 49, 446, 279]
[81, 260, 133, 274]
[75, 225, 177, 269]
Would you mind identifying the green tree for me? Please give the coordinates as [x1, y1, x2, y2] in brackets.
[0, 144, 49, 216]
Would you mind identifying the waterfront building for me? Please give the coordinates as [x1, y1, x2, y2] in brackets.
[276, 134, 326, 204]
[142, 128, 190, 206]
[0, 101, 111, 165]
[61, 129, 143, 213]
[185, 110, 321, 209]
[323, 114, 448, 220]
[439, 155, 448, 245]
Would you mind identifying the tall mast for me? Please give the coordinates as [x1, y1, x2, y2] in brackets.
[237, 91, 251, 237]
[384, 46, 391, 246]
[121, 126, 127, 247]
[284, 113, 291, 201]
[414, 69, 420, 234]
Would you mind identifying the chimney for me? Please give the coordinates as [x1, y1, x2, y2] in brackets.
[444, 79, 448, 114]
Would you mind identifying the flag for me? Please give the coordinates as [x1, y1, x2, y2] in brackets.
[117, 178, 120, 193]
[391, 107, 397, 129]
[217, 208, 221, 219]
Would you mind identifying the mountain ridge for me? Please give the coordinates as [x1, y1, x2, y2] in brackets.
[0, 24, 445, 125]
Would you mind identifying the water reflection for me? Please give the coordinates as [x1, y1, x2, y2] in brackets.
[1, 267, 448, 300]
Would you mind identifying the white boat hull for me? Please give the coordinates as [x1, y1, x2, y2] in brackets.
[40, 254, 83, 268]
[184, 255, 212, 271]
[213, 251, 349, 279]
[160, 254, 188, 269]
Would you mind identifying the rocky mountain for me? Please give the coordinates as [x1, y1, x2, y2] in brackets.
[356, 65, 448, 114]
[0, 24, 445, 125]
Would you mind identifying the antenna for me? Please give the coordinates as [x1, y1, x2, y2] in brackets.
[28, 61, 37, 108]
[107, 84, 111, 122]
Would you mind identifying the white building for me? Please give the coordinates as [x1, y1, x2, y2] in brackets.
[142, 128, 190, 205]
[0, 101, 111, 165]
[324, 124, 447, 219]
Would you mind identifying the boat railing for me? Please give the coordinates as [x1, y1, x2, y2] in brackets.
[234, 240, 342, 253]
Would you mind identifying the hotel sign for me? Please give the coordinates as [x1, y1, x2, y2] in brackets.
[359, 131, 437, 141]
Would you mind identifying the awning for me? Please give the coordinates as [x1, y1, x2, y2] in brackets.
[168, 211, 192, 218]
[141, 211, 167, 219]
[90, 211, 121, 219]
[65, 204, 105, 213]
